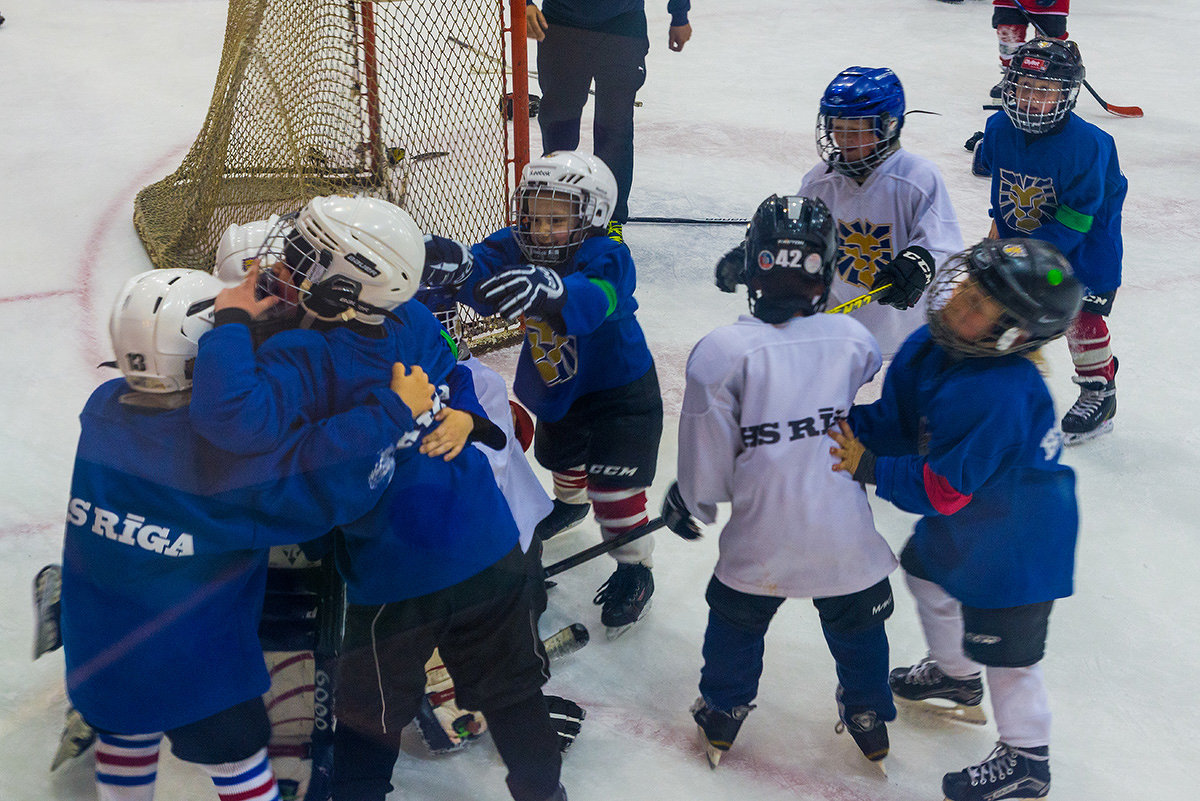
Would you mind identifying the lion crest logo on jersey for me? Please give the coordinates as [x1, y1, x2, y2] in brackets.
[999, 169, 1057, 233]
[837, 219, 893, 290]
[526, 319, 578, 387]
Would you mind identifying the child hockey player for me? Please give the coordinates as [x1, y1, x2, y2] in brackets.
[431, 150, 663, 640]
[976, 38, 1127, 443]
[715, 67, 957, 360]
[989, 1, 1070, 98]
[829, 238, 1084, 801]
[62, 268, 423, 801]
[663, 194, 899, 769]
[190, 196, 566, 801]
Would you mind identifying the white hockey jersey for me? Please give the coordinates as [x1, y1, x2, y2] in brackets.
[678, 314, 897, 599]
[798, 148, 964, 357]
[463, 356, 553, 553]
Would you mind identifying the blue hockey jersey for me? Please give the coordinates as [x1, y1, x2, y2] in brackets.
[849, 327, 1079, 608]
[190, 301, 521, 604]
[979, 111, 1127, 294]
[462, 230, 654, 423]
[62, 378, 410, 734]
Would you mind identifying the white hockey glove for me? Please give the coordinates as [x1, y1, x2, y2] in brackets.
[415, 652, 487, 755]
[475, 265, 566, 324]
[421, 234, 474, 288]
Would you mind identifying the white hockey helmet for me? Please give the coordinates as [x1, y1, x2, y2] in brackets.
[213, 215, 282, 284]
[511, 151, 617, 265]
[261, 196, 424, 323]
[109, 268, 224, 394]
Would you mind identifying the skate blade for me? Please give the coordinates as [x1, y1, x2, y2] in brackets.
[1063, 419, 1113, 446]
[697, 727, 726, 770]
[603, 600, 652, 641]
[896, 696, 988, 725]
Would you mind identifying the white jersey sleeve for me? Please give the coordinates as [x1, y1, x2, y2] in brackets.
[463, 356, 553, 553]
[798, 149, 964, 357]
[678, 314, 896, 599]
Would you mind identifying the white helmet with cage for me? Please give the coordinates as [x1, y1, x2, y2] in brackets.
[109, 268, 224, 394]
[213, 215, 282, 284]
[258, 195, 424, 323]
[510, 151, 617, 266]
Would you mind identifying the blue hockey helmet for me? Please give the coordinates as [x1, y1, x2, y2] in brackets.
[743, 194, 838, 323]
[816, 67, 905, 179]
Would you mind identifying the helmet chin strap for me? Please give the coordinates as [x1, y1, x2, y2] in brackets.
[299, 278, 405, 326]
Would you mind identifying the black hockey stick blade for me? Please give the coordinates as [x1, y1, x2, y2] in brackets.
[626, 216, 748, 226]
[544, 517, 666, 578]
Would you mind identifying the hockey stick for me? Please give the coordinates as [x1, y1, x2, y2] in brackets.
[1009, 0, 1143, 118]
[544, 517, 666, 578]
[626, 216, 748, 226]
[825, 285, 891, 315]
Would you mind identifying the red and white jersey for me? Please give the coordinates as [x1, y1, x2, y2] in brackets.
[678, 313, 897, 599]
[797, 148, 964, 358]
[993, 0, 1069, 15]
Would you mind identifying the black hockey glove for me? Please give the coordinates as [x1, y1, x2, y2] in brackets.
[714, 242, 747, 293]
[545, 695, 586, 753]
[874, 245, 935, 310]
[661, 481, 703, 540]
[475, 264, 567, 324]
[421, 234, 474, 288]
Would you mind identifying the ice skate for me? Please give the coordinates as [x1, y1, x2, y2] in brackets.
[535, 499, 590, 541]
[690, 697, 753, 769]
[835, 685, 889, 772]
[942, 742, 1050, 801]
[593, 563, 653, 640]
[889, 657, 987, 725]
[1061, 373, 1116, 445]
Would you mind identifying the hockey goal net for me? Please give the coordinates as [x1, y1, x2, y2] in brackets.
[133, 0, 529, 352]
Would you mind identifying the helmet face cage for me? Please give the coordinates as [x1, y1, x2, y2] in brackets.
[1001, 39, 1083, 134]
[927, 241, 1081, 357]
[252, 212, 332, 313]
[745, 195, 837, 322]
[816, 67, 905, 179]
[511, 184, 590, 266]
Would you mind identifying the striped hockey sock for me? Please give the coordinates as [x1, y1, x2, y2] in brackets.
[552, 468, 589, 505]
[199, 747, 281, 801]
[1067, 311, 1116, 381]
[588, 484, 652, 566]
[95, 732, 162, 801]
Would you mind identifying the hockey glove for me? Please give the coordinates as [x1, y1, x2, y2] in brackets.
[873, 246, 935, 310]
[421, 234, 474, 288]
[475, 264, 566, 323]
[545, 695, 586, 753]
[661, 481, 703, 540]
[714, 242, 747, 293]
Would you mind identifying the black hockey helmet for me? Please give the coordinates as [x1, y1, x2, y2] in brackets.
[743, 194, 838, 323]
[1001, 38, 1085, 134]
[927, 238, 1084, 357]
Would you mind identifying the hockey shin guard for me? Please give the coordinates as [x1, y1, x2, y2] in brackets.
[1067, 311, 1116, 381]
[588, 483, 651, 565]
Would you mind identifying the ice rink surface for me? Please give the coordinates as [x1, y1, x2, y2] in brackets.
[1, 1, 1197, 798]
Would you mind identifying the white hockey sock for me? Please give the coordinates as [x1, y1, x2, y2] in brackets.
[905, 573, 983, 679]
[987, 665, 1051, 748]
[198, 747, 281, 801]
[95, 732, 162, 801]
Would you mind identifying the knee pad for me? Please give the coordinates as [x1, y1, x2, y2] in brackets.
[961, 601, 1053, 667]
[813, 578, 893, 634]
